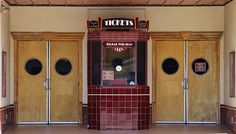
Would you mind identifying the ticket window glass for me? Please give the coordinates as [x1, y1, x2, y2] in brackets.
[88, 40, 147, 86]
[102, 43, 135, 86]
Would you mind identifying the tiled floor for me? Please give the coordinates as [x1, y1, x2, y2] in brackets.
[4, 124, 233, 134]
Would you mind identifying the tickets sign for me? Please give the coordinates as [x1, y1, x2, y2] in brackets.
[102, 18, 134, 28]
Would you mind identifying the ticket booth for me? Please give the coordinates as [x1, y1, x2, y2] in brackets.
[87, 18, 150, 129]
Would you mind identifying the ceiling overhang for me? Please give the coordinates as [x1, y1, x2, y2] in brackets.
[4, 0, 233, 6]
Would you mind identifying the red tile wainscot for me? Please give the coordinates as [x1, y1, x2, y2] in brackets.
[88, 86, 150, 130]
[220, 105, 236, 133]
[0, 105, 14, 133]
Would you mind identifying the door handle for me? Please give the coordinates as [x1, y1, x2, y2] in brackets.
[44, 79, 49, 90]
[183, 78, 188, 89]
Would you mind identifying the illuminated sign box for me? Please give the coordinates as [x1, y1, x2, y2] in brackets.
[87, 17, 149, 31]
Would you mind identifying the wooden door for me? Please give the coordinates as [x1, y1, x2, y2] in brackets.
[188, 41, 218, 122]
[50, 41, 80, 122]
[155, 41, 184, 122]
[18, 41, 47, 123]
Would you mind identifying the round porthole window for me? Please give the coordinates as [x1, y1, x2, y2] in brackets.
[162, 58, 179, 75]
[192, 58, 209, 75]
[25, 58, 42, 75]
[55, 58, 72, 75]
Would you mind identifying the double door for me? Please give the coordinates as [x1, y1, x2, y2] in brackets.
[17, 40, 80, 124]
[154, 40, 219, 123]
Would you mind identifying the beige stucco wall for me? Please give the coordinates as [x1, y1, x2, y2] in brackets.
[88, 8, 146, 20]
[0, 0, 10, 107]
[9, 6, 225, 104]
[224, 0, 236, 107]
[147, 7, 224, 31]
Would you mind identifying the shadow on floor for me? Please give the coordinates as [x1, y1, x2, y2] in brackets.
[4, 124, 233, 134]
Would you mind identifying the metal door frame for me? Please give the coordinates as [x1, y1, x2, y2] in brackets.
[184, 40, 188, 124]
[47, 41, 51, 124]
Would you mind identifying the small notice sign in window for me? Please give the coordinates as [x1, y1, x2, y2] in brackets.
[195, 62, 207, 72]
[103, 71, 114, 80]
[192, 58, 209, 75]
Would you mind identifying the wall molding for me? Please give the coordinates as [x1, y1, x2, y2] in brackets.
[11, 32, 85, 41]
[220, 104, 236, 110]
[0, 104, 14, 110]
[150, 31, 223, 41]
